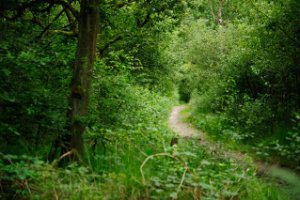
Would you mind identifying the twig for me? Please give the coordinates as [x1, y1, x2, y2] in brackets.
[58, 150, 73, 161]
[177, 166, 188, 193]
[54, 188, 59, 200]
[24, 180, 32, 198]
[140, 153, 174, 184]
[51, 149, 77, 166]
[140, 152, 189, 194]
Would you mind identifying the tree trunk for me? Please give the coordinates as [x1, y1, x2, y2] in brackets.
[208, 0, 225, 25]
[64, 0, 100, 162]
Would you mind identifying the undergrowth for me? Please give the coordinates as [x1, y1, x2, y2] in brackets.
[0, 140, 289, 199]
[188, 103, 300, 172]
[0, 77, 291, 199]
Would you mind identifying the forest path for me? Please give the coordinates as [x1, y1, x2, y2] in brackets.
[169, 105, 300, 198]
[169, 105, 246, 163]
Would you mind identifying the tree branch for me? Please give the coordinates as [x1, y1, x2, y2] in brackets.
[217, 0, 225, 25]
[38, 7, 66, 39]
[45, 0, 79, 20]
[208, 0, 225, 25]
[48, 29, 78, 36]
[64, 6, 77, 33]
[99, 35, 123, 56]
[137, 11, 151, 28]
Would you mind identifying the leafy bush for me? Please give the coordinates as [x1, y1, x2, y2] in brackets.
[0, 19, 75, 155]
[255, 114, 300, 170]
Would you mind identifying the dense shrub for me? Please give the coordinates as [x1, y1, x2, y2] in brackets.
[0, 20, 75, 155]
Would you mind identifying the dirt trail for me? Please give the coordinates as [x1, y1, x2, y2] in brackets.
[169, 105, 300, 197]
[169, 105, 246, 162]
[169, 105, 203, 138]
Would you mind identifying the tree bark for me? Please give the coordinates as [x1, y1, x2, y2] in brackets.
[64, 0, 100, 162]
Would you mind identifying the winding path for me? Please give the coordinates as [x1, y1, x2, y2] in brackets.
[169, 105, 203, 138]
[169, 105, 246, 162]
[169, 105, 300, 198]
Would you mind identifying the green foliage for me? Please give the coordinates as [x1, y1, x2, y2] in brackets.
[0, 19, 75, 154]
[165, 0, 300, 170]
[0, 153, 106, 199]
[1, 0, 298, 199]
[87, 69, 176, 172]
[1, 141, 289, 199]
[255, 114, 300, 169]
[98, 0, 186, 95]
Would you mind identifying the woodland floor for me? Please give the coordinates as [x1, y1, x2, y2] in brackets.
[169, 105, 300, 199]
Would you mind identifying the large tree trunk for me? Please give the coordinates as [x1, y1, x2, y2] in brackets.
[64, 0, 100, 162]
